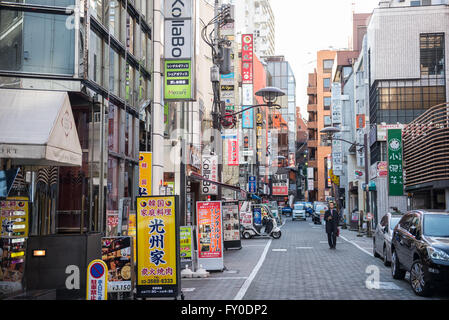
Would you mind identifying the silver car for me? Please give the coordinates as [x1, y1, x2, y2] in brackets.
[373, 212, 403, 266]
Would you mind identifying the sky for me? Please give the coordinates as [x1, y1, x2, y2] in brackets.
[269, 0, 381, 119]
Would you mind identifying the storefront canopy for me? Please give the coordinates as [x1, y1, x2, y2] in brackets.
[0, 89, 82, 167]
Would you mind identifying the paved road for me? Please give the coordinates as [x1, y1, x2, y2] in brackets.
[181, 217, 449, 300]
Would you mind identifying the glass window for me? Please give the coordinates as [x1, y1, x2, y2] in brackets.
[0, 10, 75, 75]
[420, 33, 445, 76]
[324, 116, 332, 127]
[105, 0, 120, 39]
[323, 59, 334, 71]
[424, 215, 449, 237]
[24, 0, 75, 6]
[324, 97, 331, 109]
[323, 78, 331, 89]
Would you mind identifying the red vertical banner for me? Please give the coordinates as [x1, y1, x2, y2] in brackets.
[196, 201, 223, 259]
[228, 138, 239, 166]
[241, 34, 253, 84]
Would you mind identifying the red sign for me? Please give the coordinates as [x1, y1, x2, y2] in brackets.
[356, 114, 366, 129]
[272, 183, 288, 196]
[241, 34, 253, 62]
[228, 138, 239, 166]
[241, 34, 253, 84]
[196, 201, 223, 259]
[377, 161, 388, 177]
[242, 62, 253, 84]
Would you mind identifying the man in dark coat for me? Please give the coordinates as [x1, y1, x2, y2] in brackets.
[324, 202, 340, 249]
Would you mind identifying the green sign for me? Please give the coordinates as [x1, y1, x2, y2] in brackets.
[387, 129, 404, 196]
[164, 60, 192, 100]
[180, 226, 193, 260]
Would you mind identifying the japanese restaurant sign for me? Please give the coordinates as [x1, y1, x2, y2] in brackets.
[196, 201, 224, 271]
[136, 196, 180, 298]
[138, 152, 152, 196]
[387, 129, 404, 196]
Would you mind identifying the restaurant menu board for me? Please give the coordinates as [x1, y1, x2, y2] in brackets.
[0, 197, 29, 296]
[222, 201, 241, 250]
[101, 237, 133, 293]
[1, 197, 29, 237]
[180, 226, 193, 261]
[196, 201, 224, 271]
[136, 196, 180, 298]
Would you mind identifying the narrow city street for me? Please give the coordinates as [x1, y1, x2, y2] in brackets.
[181, 217, 449, 300]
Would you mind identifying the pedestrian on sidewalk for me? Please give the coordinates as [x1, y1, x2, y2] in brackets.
[324, 201, 340, 250]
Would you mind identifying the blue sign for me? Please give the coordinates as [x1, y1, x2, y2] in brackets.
[253, 208, 262, 225]
[249, 176, 256, 182]
[242, 108, 254, 129]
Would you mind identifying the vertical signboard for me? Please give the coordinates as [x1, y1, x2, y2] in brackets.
[138, 152, 152, 196]
[228, 136, 239, 166]
[387, 129, 404, 196]
[201, 154, 218, 195]
[222, 201, 241, 249]
[196, 201, 224, 271]
[164, 0, 194, 101]
[241, 34, 253, 84]
[136, 196, 180, 298]
[180, 226, 193, 261]
[101, 237, 133, 293]
[242, 108, 254, 129]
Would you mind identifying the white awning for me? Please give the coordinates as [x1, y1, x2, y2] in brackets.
[0, 89, 82, 167]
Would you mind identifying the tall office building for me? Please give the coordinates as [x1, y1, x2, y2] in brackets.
[307, 50, 336, 203]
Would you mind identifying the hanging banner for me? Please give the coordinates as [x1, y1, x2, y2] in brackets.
[241, 34, 253, 84]
[387, 129, 404, 196]
[222, 201, 242, 250]
[86, 259, 108, 300]
[242, 108, 254, 129]
[201, 154, 218, 195]
[136, 196, 180, 298]
[101, 237, 133, 293]
[180, 226, 193, 261]
[228, 137, 239, 166]
[138, 152, 152, 196]
[196, 201, 224, 271]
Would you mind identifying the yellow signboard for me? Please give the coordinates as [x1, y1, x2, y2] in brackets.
[0, 197, 29, 237]
[139, 152, 152, 196]
[136, 196, 180, 298]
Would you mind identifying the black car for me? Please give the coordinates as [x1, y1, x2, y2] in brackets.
[391, 210, 449, 297]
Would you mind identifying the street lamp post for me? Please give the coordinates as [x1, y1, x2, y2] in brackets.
[321, 127, 372, 237]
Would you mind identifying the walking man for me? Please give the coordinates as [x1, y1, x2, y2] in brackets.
[325, 202, 340, 249]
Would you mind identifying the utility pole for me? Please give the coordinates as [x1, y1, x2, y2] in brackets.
[212, 0, 222, 201]
[364, 133, 372, 237]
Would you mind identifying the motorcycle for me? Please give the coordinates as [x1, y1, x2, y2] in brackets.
[241, 215, 282, 239]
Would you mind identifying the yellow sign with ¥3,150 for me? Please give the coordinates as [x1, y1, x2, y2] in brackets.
[136, 196, 179, 298]
[139, 152, 152, 196]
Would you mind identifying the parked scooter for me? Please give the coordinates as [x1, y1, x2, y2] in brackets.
[241, 215, 282, 239]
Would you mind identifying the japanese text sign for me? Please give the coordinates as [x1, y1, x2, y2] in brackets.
[139, 152, 152, 196]
[86, 260, 108, 300]
[136, 196, 180, 297]
[196, 201, 223, 259]
[387, 129, 404, 196]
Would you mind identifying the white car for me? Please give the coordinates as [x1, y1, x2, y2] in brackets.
[292, 203, 306, 221]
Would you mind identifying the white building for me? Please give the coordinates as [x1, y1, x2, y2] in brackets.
[232, 0, 275, 57]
